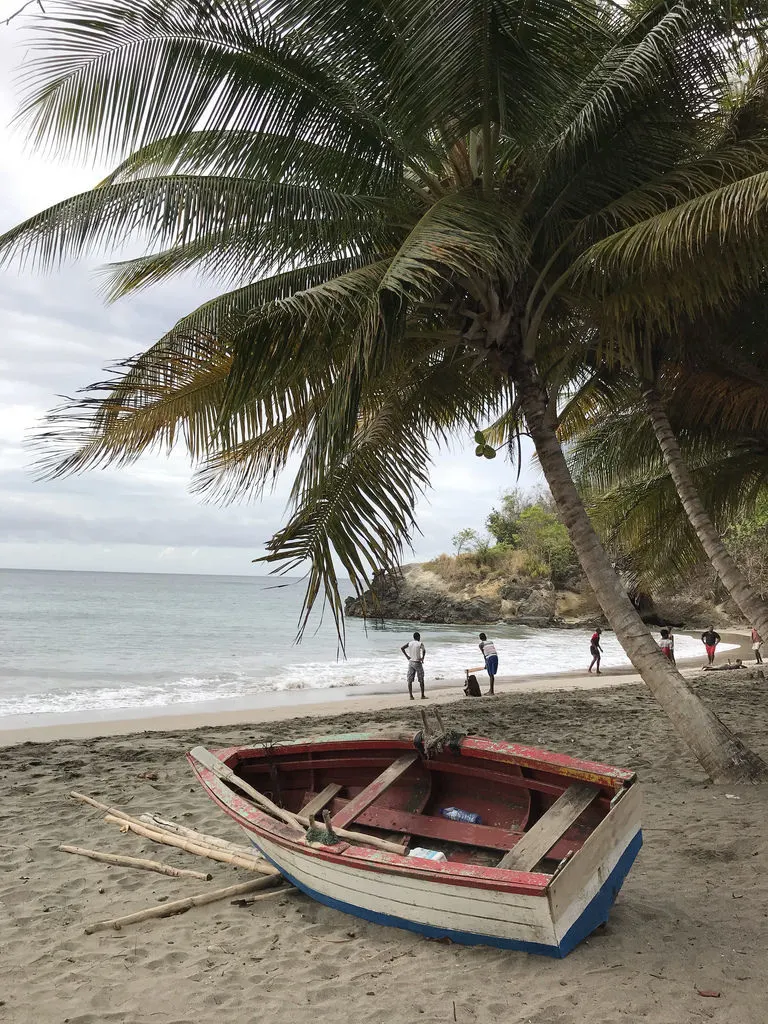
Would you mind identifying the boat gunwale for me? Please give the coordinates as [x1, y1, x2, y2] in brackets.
[210, 734, 636, 788]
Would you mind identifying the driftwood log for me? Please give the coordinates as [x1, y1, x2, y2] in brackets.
[58, 844, 212, 881]
[140, 815, 258, 857]
[84, 875, 285, 933]
[103, 815, 279, 875]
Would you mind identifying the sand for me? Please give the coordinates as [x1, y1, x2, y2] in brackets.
[2, 671, 768, 1024]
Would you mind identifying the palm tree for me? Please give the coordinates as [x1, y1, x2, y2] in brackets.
[642, 383, 768, 637]
[564, 359, 768, 596]
[636, 57, 768, 640]
[3, 0, 768, 779]
[559, 283, 768, 637]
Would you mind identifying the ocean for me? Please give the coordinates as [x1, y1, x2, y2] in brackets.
[0, 568, 716, 721]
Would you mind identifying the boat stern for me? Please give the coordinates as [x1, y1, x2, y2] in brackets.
[546, 782, 643, 957]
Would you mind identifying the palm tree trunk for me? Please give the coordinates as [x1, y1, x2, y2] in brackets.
[516, 363, 766, 782]
[642, 384, 768, 641]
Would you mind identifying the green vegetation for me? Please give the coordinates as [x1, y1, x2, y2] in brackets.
[486, 489, 579, 587]
[450, 528, 478, 557]
[4, 0, 768, 777]
[441, 488, 582, 587]
[563, 359, 768, 616]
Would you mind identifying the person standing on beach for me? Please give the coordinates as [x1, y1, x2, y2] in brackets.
[401, 631, 426, 700]
[588, 628, 603, 674]
[751, 626, 763, 664]
[701, 626, 721, 665]
[659, 627, 675, 663]
[478, 633, 498, 695]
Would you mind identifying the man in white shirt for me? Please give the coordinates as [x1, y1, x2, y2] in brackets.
[400, 631, 426, 700]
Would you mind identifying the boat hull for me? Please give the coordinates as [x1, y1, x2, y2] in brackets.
[190, 734, 642, 956]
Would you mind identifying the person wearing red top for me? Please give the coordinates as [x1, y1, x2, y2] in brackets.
[588, 628, 603, 674]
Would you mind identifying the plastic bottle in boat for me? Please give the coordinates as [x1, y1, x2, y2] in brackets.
[440, 806, 482, 824]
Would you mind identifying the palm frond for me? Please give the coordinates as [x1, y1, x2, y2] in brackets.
[0, 176, 397, 285]
[257, 347, 509, 638]
[17, 0, 397, 170]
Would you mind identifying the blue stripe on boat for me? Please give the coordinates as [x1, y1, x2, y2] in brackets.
[254, 829, 642, 957]
[556, 829, 643, 955]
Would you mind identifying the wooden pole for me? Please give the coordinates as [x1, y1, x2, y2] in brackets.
[58, 844, 212, 881]
[103, 816, 280, 875]
[84, 875, 284, 933]
[70, 791, 140, 822]
[231, 888, 299, 907]
[139, 815, 259, 857]
[293, 811, 407, 855]
[69, 792, 265, 863]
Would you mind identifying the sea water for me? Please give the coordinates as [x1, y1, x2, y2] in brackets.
[0, 568, 726, 719]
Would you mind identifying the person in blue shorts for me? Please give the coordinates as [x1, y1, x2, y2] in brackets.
[478, 633, 498, 695]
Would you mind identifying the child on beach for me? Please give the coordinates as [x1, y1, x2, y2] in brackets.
[701, 626, 720, 666]
[464, 672, 482, 697]
[659, 628, 675, 663]
[588, 628, 603, 674]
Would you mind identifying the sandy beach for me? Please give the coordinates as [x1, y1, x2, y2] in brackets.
[2, 664, 767, 1024]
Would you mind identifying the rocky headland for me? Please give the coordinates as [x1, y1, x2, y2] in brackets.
[344, 558, 738, 628]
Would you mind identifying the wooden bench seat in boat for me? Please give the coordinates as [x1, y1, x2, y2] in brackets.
[497, 782, 599, 870]
[330, 753, 419, 830]
[301, 790, 589, 862]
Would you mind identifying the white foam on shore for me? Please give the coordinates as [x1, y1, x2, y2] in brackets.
[0, 631, 737, 717]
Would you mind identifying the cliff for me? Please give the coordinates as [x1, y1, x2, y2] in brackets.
[344, 560, 601, 627]
[344, 557, 740, 629]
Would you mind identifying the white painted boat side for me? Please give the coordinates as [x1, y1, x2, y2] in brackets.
[235, 827, 546, 911]
[256, 833, 558, 946]
[548, 783, 642, 942]
[266, 839, 545, 921]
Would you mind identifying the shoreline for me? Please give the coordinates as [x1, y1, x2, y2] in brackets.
[0, 629, 753, 746]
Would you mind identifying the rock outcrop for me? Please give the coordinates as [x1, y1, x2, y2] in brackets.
[344, 563, 595, 626]
[344, 560, 733, 629]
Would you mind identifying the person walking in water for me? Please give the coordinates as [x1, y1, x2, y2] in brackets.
[588, 627, 603, 674]
[701, 625, 721, 666]
[659, 627, 675, 663]
[400, 631, 426, 700]
[751, 626, 763, 665]
[478, 633, 498, 695]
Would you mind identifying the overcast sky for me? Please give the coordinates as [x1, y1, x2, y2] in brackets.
[0, 14, 540, 577]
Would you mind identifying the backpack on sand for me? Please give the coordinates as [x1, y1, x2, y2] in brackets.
[464, 674, 482, 697]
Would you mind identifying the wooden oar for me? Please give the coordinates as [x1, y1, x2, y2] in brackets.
[190, 747, 407, 856]
[189, 747, 304, 831]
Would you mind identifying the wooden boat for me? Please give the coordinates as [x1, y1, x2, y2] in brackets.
[189, 732, 642, 957]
